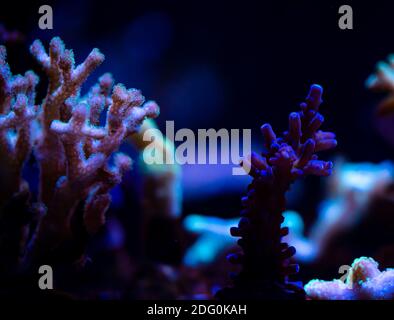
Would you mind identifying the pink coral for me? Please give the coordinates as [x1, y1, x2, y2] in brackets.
[305, 257, 394, 300]
[0, 45, 38, 204]
[0, 37, 159, 267]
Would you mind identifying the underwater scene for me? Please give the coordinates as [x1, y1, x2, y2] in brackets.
[0, 0, 393, 307]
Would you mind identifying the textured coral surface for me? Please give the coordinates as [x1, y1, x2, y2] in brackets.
[305, 257, 394, 300]
[0, 37, 159, 273]
[217, 84, 337, 300]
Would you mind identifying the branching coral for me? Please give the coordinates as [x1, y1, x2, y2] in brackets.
[216, 84, 337, 300]
[305, 257, 394, 300]
[0, 37, 159, 272]
[0, 45, 38, 204]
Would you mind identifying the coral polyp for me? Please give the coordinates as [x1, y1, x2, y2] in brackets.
[217, 85, 337, 300]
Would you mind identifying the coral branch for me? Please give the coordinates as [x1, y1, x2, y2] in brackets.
[0, 46, 38, 206]
[217, 84, 337, 300]
[0, 37, 159, 270]
[30, 37, 105, 204]
[28, 38, 159, 260]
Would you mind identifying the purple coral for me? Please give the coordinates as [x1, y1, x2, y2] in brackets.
[0, 37, 159, 270]
[305, 257, 394, 300]
[216, 85, 337, 300]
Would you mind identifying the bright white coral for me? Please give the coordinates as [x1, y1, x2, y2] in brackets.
[305, 257, 394, 300]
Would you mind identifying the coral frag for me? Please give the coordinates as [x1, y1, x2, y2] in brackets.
[217, 85, 337, 299]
